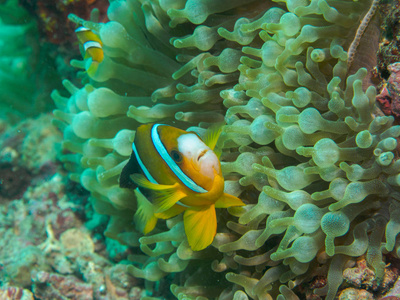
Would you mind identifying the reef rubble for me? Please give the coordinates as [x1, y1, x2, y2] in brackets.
[0, 114, 146, 299]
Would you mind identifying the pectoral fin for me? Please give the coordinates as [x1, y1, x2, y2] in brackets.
[131, 174, 186, 213]
[155, 204, 186, 219]
[133, 188, 157, 234]
[87, 61, 99, 77]
[183, 205, 217, 251]
[215, 193, 245, 208]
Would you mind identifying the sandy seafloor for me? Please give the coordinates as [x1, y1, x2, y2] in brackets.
[3, 0, 400, 299]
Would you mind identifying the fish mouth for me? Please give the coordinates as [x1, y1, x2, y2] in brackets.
[197, 149, 208, 161]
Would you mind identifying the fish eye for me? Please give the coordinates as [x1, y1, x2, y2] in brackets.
[170, 150, 183, 163]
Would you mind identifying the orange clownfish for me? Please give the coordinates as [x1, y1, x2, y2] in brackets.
[119, 123, 244, 251]
[75, 26, 104, 77]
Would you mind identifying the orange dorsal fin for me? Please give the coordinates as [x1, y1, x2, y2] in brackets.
[202, 122, 224, 152]
[215, 193, 244, 208]
[131, 174, 186, 213]
[183, 205, 217, 251]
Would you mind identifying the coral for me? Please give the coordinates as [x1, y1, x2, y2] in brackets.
[31, 271, 94, 300]
[20, 0, 109, 45]
[343, 257, 398, 293]
[0, 170, 144, 299]
[383, 274, 400, 299]
[0, 173, 79, 287]
[0, 114, 62, 199]
[0, 114, 145, 299]
[0, 286, 34, 300]
[52, 0, 400, 299]
[33, 222, 144, 299]
[377, 62, 400, 121]
[3, 246, 50, 287]
[19, 115, 63, 171]
[376, 0, 400, 81]
[338, 288, 374, 300]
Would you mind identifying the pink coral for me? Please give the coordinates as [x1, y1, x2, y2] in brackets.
[0, 286, 34, 300]
[343, 257, 397, 294]
[377, 63, 400, 122]
[32, 271, 93, 300]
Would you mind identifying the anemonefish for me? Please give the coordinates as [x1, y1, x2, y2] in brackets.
[119, 123, 244, 251]
[75, 26, 104, 77]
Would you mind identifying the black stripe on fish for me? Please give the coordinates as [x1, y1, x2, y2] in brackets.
[119, 151, 140, 190]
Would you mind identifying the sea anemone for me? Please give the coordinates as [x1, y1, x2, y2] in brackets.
[53, 0, 398, 298]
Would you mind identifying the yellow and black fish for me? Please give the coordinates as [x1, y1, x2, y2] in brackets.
[119, 123, 244, 251]
[75, 26, 103, 76]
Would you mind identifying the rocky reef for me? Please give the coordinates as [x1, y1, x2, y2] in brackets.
[49, 0, 400, 299]
[0, 115, 146, 299]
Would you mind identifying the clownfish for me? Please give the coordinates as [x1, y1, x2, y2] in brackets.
[75, 26, 104, 77]
[119, 123, 244, 251]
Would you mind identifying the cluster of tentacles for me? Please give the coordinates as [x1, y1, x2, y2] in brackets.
[52, 0, 400, 299]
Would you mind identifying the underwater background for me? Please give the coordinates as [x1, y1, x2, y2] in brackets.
[2, 0, 400, 299]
